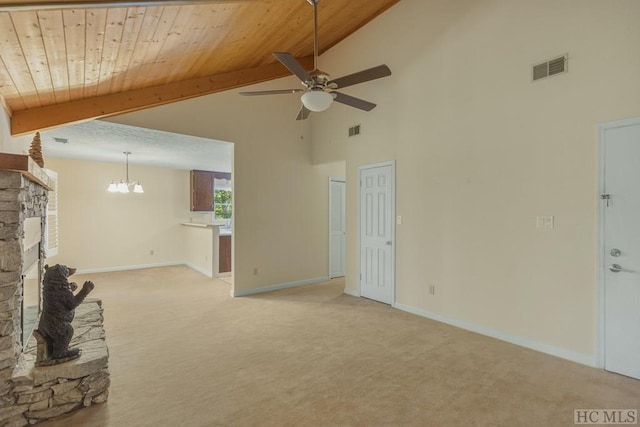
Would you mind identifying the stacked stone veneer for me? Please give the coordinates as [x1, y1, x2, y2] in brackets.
[0, 171, 47, 377]
[3, 299, 109, 426]
[0, 171, 110, 426]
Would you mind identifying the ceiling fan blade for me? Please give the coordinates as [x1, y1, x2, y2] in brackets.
[296, 105, 311, 121]
[328, 65, 391, 89]
[333, 92, 376, 111]
[273, 52, 311, 83]
[239, 89, 304, 96]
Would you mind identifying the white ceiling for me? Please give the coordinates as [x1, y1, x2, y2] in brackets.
[40, 120, 232, 172]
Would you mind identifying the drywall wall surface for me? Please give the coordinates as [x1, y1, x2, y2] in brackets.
[45, 157, 191, 271]
[0, 106, 31, 154]
[105, 76, 340, 293]
[311, 0, 640, 356]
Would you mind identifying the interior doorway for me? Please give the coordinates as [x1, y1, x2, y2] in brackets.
[329, 177, 346, 278]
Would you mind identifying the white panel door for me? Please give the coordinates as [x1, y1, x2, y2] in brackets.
[359, 163, 394, 304]
[602, 121, 640, 380]
[329, 178, 346, 278]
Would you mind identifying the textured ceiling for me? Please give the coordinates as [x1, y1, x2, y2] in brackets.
[40, 120, 232, 171]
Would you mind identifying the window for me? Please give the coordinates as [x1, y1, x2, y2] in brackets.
[214, 189, 232, 219]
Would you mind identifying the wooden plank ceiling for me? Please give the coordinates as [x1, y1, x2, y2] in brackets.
[0, 0, 400, 135]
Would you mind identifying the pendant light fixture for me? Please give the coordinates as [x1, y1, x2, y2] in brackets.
[107, 151, 144, 194]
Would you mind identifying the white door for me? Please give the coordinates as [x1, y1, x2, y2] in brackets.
[601, 119, 640, 380]
[359, 162, 395, 304]
[329, 178, 346, 278]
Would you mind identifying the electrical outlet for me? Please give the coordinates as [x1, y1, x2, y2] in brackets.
[429, 285, 435, 295]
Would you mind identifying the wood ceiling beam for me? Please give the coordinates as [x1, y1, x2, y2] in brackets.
[10, 56, 313, 136]
[0, 0, 258, 11]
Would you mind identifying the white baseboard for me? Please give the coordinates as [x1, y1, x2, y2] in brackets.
[392, 302, 596, 367]
[233, 276, 329, 297]
[183, 262, 213, 278]
[76, 261, 217, 279]
[343, 288, 360, 297]
[75, 262, 184, 275]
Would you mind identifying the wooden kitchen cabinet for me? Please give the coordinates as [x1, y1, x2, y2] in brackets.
[190, 170, 214, 211]
[219, 235, 232, 273]
[190, 170, 233, 211]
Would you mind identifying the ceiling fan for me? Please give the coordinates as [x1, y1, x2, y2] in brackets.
[239, 0, 392, 120]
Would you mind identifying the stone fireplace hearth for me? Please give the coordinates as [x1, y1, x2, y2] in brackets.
[0, 160, 110, 426]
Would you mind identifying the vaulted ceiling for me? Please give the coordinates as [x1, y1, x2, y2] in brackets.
[0, 0, 400, 136]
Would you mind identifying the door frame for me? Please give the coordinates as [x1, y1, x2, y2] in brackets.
[596, 116, 640, 369]
[329, 176, 346, 279]
[357, 160, 396, 303]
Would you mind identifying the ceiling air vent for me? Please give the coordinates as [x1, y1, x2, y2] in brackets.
[53, 137, 68, 144]
[532, 54, 567, 82]
[348, 125, 361, 137]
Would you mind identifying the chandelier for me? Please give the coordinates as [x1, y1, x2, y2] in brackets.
[107, 151, 144, 194]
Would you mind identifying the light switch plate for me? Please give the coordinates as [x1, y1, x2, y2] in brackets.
[396, 215, 402, 225]
[536, 216, 554, 229]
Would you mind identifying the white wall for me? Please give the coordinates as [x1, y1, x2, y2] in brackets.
[183, 226, 214, 277]
[0, 107, 31, 154]
[105, 77, 345, 294]
[45, 157, 191, 272]
[312, 0, 640, 359]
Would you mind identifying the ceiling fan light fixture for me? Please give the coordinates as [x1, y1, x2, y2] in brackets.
[301, 90, 333, 112]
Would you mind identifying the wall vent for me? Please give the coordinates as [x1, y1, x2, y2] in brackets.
[532, 54, 567, 82]
[348, 125, 361, 137]
[53, 137, 68, 144]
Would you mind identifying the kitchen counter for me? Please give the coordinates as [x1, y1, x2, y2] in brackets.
[181, 222, 232, 235]
[181, 223, 232, 277]
[181, 222, 215, 228]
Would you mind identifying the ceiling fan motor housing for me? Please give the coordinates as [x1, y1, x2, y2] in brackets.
[306, 70, 332, 90]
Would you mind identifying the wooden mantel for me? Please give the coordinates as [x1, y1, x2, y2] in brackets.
[0, 153, 53, 190]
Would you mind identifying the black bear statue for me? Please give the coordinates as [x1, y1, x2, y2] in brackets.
[35, 264, 95, 366]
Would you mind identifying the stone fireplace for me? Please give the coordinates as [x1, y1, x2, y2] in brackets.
[0, 156, 110, 426]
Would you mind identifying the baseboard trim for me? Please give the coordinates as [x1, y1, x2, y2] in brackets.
[343, 288, 360, 297]
[392, 302, 596, 367]
[233, 276, 329, 297]
[75, 262, 184, 275]
[183, 262, 213, 278]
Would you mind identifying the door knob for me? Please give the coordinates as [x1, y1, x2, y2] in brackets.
[610, 248, 622, 257]
[609, 264, 623, 273]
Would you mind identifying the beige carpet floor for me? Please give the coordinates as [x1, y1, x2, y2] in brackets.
[41, 265, 640, 427]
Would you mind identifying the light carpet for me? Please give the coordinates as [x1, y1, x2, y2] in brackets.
[41, 265, 640, 426]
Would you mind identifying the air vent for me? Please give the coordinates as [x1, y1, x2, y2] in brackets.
[348, 125, 361, 137]
[53, 137, 68, 144]
[532, 54, 567, 82]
